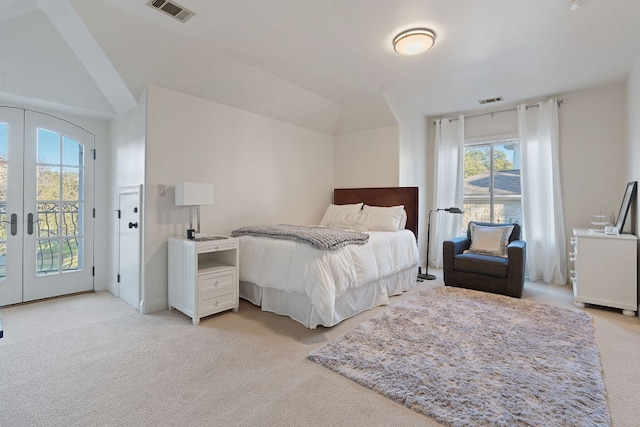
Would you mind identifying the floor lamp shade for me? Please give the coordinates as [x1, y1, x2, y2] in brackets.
[175, 182, 214, 238]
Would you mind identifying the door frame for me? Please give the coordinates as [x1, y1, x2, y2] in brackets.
[22, 110, 95, 302]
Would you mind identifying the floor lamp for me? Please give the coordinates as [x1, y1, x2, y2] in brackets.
[418, 207, 463, 280]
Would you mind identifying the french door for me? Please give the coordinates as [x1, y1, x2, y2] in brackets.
[0, 107, 94, 306]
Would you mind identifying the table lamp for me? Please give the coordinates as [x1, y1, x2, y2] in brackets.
[175, 182, 214, 239]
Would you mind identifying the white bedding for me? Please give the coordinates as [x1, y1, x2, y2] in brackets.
[237, 229, 419, 326]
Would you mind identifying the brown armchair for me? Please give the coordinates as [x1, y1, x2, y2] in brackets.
[443, 221, 526, 298]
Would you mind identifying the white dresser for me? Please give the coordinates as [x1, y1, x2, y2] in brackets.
[168, 236, 239, 325]
[570, 228, 637, 316]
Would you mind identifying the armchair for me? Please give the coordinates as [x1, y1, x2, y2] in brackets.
[443, 221, 526, 298]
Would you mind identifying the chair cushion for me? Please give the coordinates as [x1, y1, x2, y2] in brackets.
[453, 253, 509, 279]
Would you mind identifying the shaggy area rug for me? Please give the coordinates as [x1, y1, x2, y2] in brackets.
[308, 286, 610, 427]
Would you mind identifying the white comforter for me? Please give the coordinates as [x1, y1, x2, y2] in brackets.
[237, 229, 419, 323]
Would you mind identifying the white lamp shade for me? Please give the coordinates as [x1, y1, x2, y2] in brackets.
[393, 28, 436, 56]
[175, 182, 214, 206]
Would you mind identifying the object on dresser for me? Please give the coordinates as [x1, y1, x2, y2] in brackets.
[588, 212, 608, 233]
[615, 181, 637, 234]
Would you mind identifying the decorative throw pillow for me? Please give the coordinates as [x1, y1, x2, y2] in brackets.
[319, 203, 363, 226]
[360, 205, 405, 232]
[466, 223, 514, 257]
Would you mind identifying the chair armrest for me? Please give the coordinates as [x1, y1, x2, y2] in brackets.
[506, 240, 526, 297]
[444, 236, 470, 256]
[443, 236, 470, 286]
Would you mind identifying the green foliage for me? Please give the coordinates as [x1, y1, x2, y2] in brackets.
[464, 147, 515, 178]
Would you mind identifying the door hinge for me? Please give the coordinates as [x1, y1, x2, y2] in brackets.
[92, 266, 95, 276]
[93, 208, 96, 218]
[117, 209, 121, 219]
[117, 273, 121, 283]
[92, 149, 96, 160]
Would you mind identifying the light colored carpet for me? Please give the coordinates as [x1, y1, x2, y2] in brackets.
[0, 275, 638, 427]
[309, 286, 609, 427]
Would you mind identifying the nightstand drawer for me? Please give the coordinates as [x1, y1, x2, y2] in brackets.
[198, 270, 236, 294]
[197, 240, 238, 254]
[198, 288, 237, 314]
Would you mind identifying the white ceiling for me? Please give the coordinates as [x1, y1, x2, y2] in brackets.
[2, 0, 640, 134]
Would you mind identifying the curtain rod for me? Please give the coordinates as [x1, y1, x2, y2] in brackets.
[433, 99, 566, 124]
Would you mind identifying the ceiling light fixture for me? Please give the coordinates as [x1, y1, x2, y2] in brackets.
[393, 28, 436, 56]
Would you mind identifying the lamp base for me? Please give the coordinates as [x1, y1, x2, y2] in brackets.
[417, 267, 436, 281]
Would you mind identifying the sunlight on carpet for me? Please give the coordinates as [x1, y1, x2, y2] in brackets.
[308, 286, 609, 427]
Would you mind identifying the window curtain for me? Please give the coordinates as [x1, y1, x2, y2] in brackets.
[518, 99, 567, 284]
[431, 116, 464, 268]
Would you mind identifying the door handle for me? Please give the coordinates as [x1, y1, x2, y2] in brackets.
[10, 213, 16, 236]
[27, 212, 37, 235]
[128, 222, 138, 229]
[2, 213, 17, 236]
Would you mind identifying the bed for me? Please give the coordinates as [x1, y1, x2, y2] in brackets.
[235, 187, 420, 329]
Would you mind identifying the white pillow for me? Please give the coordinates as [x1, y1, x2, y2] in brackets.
[325, 212, 369, 232]
[360, 205, 405, 232]
[319, 203, 363, 226]
[466, 223, 514, 257]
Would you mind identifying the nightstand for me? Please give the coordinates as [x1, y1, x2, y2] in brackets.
[168, 236, 239, 325]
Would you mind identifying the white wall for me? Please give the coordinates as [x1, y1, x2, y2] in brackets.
[627, 54, 640, 235]
[109, 90, 146, 299]
[559, 83, 628, 239]
[142, 85, 335, 313]
[0, 98, 111, 291]
[334, 125, 399, 188]
[418, 83, 628, 268]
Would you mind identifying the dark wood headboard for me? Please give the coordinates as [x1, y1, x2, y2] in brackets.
[333, 187, 419, 239]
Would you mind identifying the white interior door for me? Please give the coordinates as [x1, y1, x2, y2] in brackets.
[0, 108, 95, 305]
[118, 185, 142, 311]
[0, 107, 24, 305]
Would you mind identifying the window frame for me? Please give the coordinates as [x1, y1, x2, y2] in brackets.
[463, 133, 521, 226]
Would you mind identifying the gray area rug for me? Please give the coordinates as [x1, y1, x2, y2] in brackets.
[308, 286, 610, 427]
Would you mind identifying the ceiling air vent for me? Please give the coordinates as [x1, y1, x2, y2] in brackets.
[478, 96, 504, 105]
[146, 0, 195, 23]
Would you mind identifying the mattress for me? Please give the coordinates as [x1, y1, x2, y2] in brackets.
[237, 229, 419, 326]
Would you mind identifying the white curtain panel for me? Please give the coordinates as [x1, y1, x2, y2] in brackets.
[431, 116, 464, 268]
[518, 99, 568, 285]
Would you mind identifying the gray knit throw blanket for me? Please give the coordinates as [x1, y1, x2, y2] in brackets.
[231, 224, 369, 250]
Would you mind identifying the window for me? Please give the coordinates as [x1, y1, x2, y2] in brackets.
[463, 137, 522, 230]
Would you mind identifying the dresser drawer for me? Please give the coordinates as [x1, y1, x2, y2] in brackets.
[198, 288, 237, 315]
[198, 270, 236, 294]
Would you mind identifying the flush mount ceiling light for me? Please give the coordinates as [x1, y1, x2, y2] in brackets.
[393, 28, 436, 55]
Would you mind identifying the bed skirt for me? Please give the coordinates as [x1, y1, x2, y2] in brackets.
[239, 266, 417, 329]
